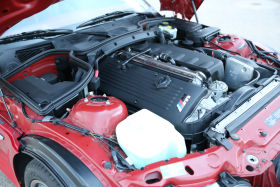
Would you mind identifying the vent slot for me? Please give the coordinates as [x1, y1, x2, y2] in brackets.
[16, 43, 54, 62]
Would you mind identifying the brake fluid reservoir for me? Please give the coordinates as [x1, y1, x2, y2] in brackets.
[159, 22, 177, 39]
[116, 109, 186, 169]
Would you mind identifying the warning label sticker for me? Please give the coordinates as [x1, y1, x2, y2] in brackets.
[264, 107, 280, 128]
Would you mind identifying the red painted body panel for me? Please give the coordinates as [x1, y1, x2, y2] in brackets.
[247, 165, 279, 187]
[0, 0, 279, 186]
[0, 37, 279, 185]
[0, 0, 58, 35]
[0, 0, 203, 36]
[160, 0, 204, 19]
[2, 95, 125, 186]
[7, 55, 64, 83]
[0, 111, 21, 186]
[68, 95, 128, 137]
[104, 94, 280, 186]
[205, 34, 280, 67]
[1, 86, 280, 186]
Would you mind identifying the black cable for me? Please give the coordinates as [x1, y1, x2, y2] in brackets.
[0, 89, 130, 170]
[2, 93, 38, 124]
[91, 133, 135, 171]
[111, 148, 128, 171]
[2, 82, 122, 147]
[21, 102, 45, 123]
[261, 51, 277, 55]
[245, 39, 280, 66]
[18, 97, 134, 170]
[21, 101, 119, 144]
[90, 49, 104, 78]
[198, 47, 229, 61]
[206, 40, 242, 56]
[0, 89, 17, 127]
[121, 48, 151, 68]
[60, 111, 69, 119]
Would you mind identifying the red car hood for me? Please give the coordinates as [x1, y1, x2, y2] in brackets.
[159, 0, 204, 19]
[0, 0, 58, 35]
[0, 0, 203, 36]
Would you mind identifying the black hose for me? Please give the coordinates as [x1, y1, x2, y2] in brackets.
[121, 48, 151, 67]
[198, 47, 229, 61]
[157, 30, 166, 44]
[207, 40, 242, 56]
[245, 39, 280, 66]
[93, 134, 135, 171]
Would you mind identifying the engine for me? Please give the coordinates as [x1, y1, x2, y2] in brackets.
[2, 14, 279, 173]
[99, 43, 230, 145]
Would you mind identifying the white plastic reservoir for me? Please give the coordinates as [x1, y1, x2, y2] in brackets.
[116, 109, 186, 169]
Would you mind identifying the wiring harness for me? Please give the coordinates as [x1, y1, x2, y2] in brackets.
[3, 92, 135, 171]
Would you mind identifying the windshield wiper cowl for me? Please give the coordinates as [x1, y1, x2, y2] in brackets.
[76, 11, 136, 29]
[0, 29, 73, 44]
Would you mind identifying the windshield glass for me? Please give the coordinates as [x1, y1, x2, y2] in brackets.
[2, 0, 156, 37]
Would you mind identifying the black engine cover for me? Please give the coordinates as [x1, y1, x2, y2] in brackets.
[148, 43, 224, 80]
[99, 55, 208, 129]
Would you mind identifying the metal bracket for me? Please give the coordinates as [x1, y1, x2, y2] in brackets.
[205, 128, 232, 150]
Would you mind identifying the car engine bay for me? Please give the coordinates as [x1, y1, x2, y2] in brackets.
[1, 15, 280, 172]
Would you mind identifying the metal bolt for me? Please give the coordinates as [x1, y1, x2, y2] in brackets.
[104, 161, 112, 169]
[84, 98, 89, 102]
[260, 131, 267, 137]
[0, 134, 4, 140]
[246, 155, 259, 165]
[231, 134, 240, 140]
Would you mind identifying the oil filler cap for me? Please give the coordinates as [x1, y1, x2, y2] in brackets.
[155, 75, 171, 89]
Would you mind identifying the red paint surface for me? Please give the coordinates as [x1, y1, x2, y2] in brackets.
[68, 96, 128, 137]
[1, 0, 279, 186]
[160, 0, 204, 19]
[205, 34, 280, 67]
[6, 92, 279, 186]
[1, 54, 280, 186]
[0, 110, 22, 186]
[247, 165, 279, 187]
[0, 35, 280, 186]
[0, 0, 204, 36]
[7, 54, 64, 83]
[0, 0, 58, 35]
